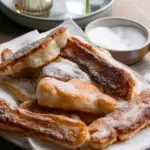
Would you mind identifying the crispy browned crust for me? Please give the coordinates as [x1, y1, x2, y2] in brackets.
[20, 100, 103, 125]
[60, 37, 136, 100]
[1, 48, 13, 62]
[47, 27, 67, 40]
[88, 89, 150, 149]
[0, 49, 42, 78]
[0, 98, 88, 149]
[0, 27, 68, 75]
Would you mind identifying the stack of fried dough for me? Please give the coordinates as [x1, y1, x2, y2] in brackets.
[0, 27, 149, 150]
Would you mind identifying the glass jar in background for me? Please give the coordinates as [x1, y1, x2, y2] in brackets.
[65, 0, 105, 16]
[13, 0, 53, 17]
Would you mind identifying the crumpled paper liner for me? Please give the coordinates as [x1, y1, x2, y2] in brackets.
[0, 19, 150, 150]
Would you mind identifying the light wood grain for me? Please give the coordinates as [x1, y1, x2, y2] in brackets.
[111, 0, 150, 29]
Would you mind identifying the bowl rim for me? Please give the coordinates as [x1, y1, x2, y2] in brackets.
[0, 0, 115, 22]
[85, 16, 150, 52]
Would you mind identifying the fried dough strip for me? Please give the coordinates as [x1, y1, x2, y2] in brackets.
[20, 100, 102, 125]
[0, 27, 69, 76]
[88, 89, 150, 149]
[60, 37, 137, 100]
[0, 98, 88, 149]
[37, 77, 117, 114]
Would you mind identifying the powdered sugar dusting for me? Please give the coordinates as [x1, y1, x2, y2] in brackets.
[42, 57, 91, 82]
[50, 78, 76, 93]
[6, 37, 48, 63]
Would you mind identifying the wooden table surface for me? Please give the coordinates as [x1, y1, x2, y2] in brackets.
[111, 0, 150, 29]
[0, 0, 150, 149]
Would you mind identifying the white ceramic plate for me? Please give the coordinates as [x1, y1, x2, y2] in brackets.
[0, 0, 115, 30]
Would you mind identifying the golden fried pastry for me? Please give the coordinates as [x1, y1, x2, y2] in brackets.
[37, 77, 116, 114]
[0, 98, 88, 149]
[0, 27, 69, 76]
[1, 48, 13, 62]
[0, 49, 41, 78]
[20, 100, 102, 125]
[1, 77, 38, 102]
[60, 36, 137, 101]
[41, 57, 91, 82]
[87, 89, 150, 149]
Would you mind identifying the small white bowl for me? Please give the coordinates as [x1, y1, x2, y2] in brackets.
[85, 17, 150, 65]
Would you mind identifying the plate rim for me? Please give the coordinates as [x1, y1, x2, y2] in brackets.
[0, 0, 115, 21]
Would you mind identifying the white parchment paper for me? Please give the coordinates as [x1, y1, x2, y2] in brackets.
[0, 19, 150, 150]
